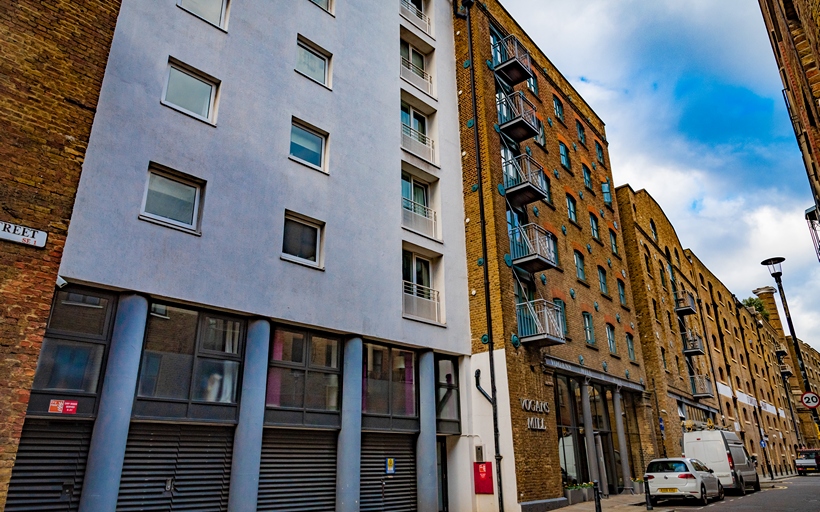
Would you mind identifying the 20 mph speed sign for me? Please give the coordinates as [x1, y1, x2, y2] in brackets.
[801, 391, 820, 409]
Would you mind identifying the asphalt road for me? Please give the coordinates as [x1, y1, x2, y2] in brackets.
[654, 475, 820, 511]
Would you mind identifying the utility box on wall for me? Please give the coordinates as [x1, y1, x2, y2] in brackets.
[474, 461, 494, 494]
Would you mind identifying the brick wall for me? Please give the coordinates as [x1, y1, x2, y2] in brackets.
[0, 1, 121, 504]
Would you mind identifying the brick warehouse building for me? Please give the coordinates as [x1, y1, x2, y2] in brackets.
[454, 2, 657, 510]
[0, 1, 122, 507]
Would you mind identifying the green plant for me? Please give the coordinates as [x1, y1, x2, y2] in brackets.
[631, 477, 644, 483]
[742, 297, 769, 321]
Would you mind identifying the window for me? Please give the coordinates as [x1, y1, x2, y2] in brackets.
[140, 167, 202, 232]
[652, 299, 658, 319]
[609, 229, 619, 255]
[402, 249, 440, 322]
[598, 267, 608, 295]
[296, 39, 329, 86]
[606, 324, 616, 354]
[566, 194, 577, 222]
[589, 212, 599, 240]
[534, 119, 546, 146]
[138, 303, 244, 405]
[527, 75, 539, 95]
[661, 348, 667, 370]
[595, 140, 604, 165]
[163, 62, 218, 122]
[401, 40, 427, 81]
[617, 279, 626, 305]
[553, 95, 564, 123]
[436, 356, 460, 434]
[583, 312, 595, 345]
[644, 254, 651, 274]
[650, 219, 658, 241]
[626, 333, 635, 361]
[282, 213, 323, 267]
[401, 172, 435, 237]
[582, 164, 592, 189]
[559, 142, 571, 169]
[266, 327, 341, 416]
[363, 343, 417, 417]
[576, 120, 586, 145]
[574, 251, 585, 281]
[178, 0, 227, 27]
[554, 299, 568, 337]
[659, 265, 667, 288]
[601, 179, 612, 206]
[310, 0, 331, 11]
[290, 121, 326, 170]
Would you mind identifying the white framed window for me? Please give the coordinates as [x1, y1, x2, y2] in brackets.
[282, 212, 324, 268]
[296, 37, 331, 87]
[289, 120, 327, 171]
[140, 166, 203, 233]
[178, 0, 229, 28]
[309, 0, 332, 13]
[162, 60, 219, 124]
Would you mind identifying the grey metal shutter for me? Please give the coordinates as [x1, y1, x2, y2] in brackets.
[257, 428, 337, 511]
[360, 433, 417, 512]
[116, 422, 233, 512]
[5, 419, 93, 512]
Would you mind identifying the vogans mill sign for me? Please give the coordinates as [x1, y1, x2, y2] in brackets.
[520, 398, 550, 431]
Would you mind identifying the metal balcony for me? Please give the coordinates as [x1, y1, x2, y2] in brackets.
[806, 206, 820, 263]
[491, 34, 533, 86]
[780, 364, 794, 377]
[502, 154, 548, 207]
[675, 293, 696, 316]
[516, 299, 565, 346]
[497, 91, 538, 141]
[403, 281, 441, 323]
[682, 330, 705, 356]
[401, 123, 435, 163]
[399, 0, 431, 36]
[690, 375, 714, 398]
[400, 57, 432, 95]
[775, 344, 789, 357]
[509, 224, 557, 273]
[401, 197, 437, 239]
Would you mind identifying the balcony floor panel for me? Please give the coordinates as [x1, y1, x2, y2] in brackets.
[505, 183, 547, 208]
[520, 333, 566, 346]
[512, 255, 556, 274]
[494, 60, 532, 86]
[499, 119, 538, 142]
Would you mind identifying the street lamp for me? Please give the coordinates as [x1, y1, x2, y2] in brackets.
[761, 257, 820, 431]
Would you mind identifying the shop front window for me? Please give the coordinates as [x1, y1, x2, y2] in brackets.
[363, 343, 419, 430]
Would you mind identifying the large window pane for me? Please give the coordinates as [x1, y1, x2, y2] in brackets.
[436, 387, 458, 420]
[32, 339, 104, 393]
[283, 219, 318, 262]
[265, 367, 305, 408]
[202, 316, 242, 354]
[271, 329, 305, 364]
[437, 359, 456, 385]
[305, 372, 340, 411]
[138, 305, 197, 400]
[191, 358, 239, 402]
[144, 173, 197, 226]
[310, 0, 329, 10]
[180, 0, 224, 25]
[290, 124, 323, 167]
[392, 350, 416, 417]
[363, 344, 390, 414]
[48, 291, 110, 336]
[297, 44, 327, 84]
[310, 336, 339, 369]
[165, 67, 213, 118]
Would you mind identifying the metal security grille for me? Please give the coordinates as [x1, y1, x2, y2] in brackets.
[6, 419, 93, 512]
[116, 422, 233, 511]
[360, 433, 417, 512]
[257, 429, 337, 511]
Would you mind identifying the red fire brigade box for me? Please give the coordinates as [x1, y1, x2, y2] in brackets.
[474, 461, 494, 494]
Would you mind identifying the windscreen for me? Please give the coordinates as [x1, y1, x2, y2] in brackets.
[798, 451, 817, 460]
[647, 460, 688, 473]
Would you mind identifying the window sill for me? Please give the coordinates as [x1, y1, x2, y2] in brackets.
[288, 155, 329, 175]
[402, 314, 446, 328]
[592, 237, 604, 246]
[620, 304, 631, 312]
[577, 278, 590, 288]
[585, 342, 599, 351]
[281, 254, 325, 271]
[600, 293, 613, 302]
[295, 69, 333, 91]
[138, 215, 201, 236]
[629, 360, 641, 367]
[568, 219, 583, 231]
[605, 203, 614, 213]
[611, 252, 622, 260]
[610, 353, 621, 359]
[160, 100, 217, 127]
[542, 199, 556, 210]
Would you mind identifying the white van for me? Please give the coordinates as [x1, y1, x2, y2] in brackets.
[683, 430, 760, 494]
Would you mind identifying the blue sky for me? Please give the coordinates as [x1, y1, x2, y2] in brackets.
[499, 0, 820, 349]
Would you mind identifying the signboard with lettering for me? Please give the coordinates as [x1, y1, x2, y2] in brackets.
[521, 398, 549, 431]
[385, 457, 395, 475]
[48, 399, 78, 414]
[474, 462, 494, 494]
[0, 221, 47, 248]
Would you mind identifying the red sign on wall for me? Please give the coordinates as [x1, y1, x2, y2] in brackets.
[48, 399, 78, 414]
[474, 462, 494, 494]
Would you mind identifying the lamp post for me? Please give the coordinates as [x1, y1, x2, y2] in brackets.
[761, 257, 820, 430]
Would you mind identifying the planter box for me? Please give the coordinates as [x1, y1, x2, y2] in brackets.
[563, 489, 584, 505]
[632, 482, 645, 495]
[582, 488, 593, 501]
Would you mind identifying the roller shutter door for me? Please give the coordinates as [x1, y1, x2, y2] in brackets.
[360, 433, 417, 512]
[5, 419, 93, 512]
[257, 429, 337, 511]
[116, 422, 233, 511]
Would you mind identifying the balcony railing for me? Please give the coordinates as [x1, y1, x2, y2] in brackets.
[491, 34, 532, 85]
[401, 123, 435, 162]
[497, 91, 538, 141]
[690, 375, 714, 398]
[516, 299, 565, 345]
[675, 293, 696, 316]
[682, 330, 705, 355]
[399, 0, 431, 36]
[806, 205, 820, 263]
[502, 154, 548, 207]
[509, 224, 557, 273]
[401, 197, 437, 239]
[403, 281, 441, 323]
[401, 57, 432, 95]
[775, 344, 789, 357]
[780, 364, 794, 377]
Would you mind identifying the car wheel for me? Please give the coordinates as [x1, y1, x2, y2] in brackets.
[700, 484, 709, 506]
[737, 477, 746, 496]
[718, 483, 725, 501]
[753, 475, 761, 492]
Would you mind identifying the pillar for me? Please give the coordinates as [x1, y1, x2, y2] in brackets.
[336, 337, 363, 512]
[79, 293, 148, 512]
[613, 388, 632, 493]
[228, 319, 271, 512]
[580, 379, 599, 483]
[417, 350, 438, 512]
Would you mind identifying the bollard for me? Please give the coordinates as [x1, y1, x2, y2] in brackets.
[593, 480, 603, 512]
[644, 476, 653, 510]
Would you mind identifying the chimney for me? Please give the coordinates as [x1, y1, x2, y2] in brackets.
[753, 286, 784, 336]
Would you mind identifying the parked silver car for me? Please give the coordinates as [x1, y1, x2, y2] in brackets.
[645, 457, 725, 506]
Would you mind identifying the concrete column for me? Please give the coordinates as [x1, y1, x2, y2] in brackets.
[336, 337, 363, 512]
[79, 293, 148, 512]
[228, 319, 271, 512]
[612, 388, 632, 493]
[580, 379, 599, 483]
[417, 350, 438, 512]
